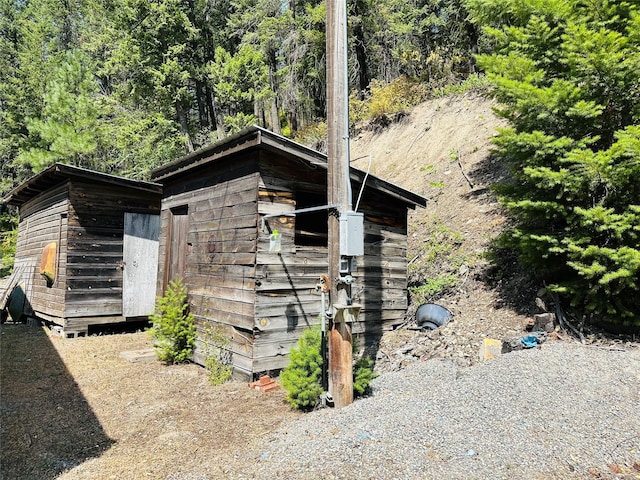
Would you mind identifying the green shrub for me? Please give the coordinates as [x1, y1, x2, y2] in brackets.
[467, 0, 640, 325]
[408, 218, 469, 303]
[148, 278, 197, 364]
[0, 211, 17, 277]
[280, 327, 324, 410]
[353, 356, 377, 397]
[281, 326, 378, 409]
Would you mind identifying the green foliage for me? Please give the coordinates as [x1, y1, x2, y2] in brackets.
[281, 326, 378, 410]
[16, 49, 100, 171]
[431, 73, 492, 97]
[149, 278, 197, 364]
[467, 0, 640, 324]
[280, 326, 324, 410]
[201, 325, 232, 386]
[410, 275, 459, 304]
[350, 77, 430, 125]
[0, 209, 18, 277]
[353, 356, 377, 397]
[293, 122, 327, 151]
[409, 218, 469, 303]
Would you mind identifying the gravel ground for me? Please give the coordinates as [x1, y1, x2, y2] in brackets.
[229, 341, 640, 480]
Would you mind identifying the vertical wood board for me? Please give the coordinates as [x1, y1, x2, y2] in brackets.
[123, 212, 160, 317]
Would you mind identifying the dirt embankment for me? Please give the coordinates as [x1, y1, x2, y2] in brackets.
[351, 93, 537, 369]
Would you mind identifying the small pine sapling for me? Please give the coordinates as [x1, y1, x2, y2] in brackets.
[149, 278, 197, 364]
[280, 327, 324, 410]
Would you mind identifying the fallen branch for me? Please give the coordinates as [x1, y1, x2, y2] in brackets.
[407, 127, 429, 153]
[456, 150, 474, 189]
[408, 253, 422, 266]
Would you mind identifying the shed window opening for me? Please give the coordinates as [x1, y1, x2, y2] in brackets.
[295, 192, 328, 247]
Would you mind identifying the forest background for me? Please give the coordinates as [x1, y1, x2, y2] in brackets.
[0, 0, 638, 326]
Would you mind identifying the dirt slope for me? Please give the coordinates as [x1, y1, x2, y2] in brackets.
[351, 93, 538, 370]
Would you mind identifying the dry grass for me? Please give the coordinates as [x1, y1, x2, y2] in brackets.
[0, 324, 298, 479]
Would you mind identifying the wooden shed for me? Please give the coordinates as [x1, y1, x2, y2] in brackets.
[2, 163, 162, 336]
[151, 126, 426, 379]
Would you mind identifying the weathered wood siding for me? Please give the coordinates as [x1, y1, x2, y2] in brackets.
[254, 151, 410, 372]
[14, 183, 69, 320]
[64, 180, 160, 329]
[354, 185, 409, 334]
[253, 152, 329, 372]
[157, 146, 414, 379]
[157, 157, 260, 378]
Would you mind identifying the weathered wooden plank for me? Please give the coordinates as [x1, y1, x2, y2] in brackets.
[66, 253, 123, 264]
[192, 309, 255, 331]
[19, 184, 69, 218]
[190, 295, 255, 318]
[66, 277, 122, 289]
[189, 214, 259, 233]
[186, 263, 255, 279]
[185, 251, 256, 267]
[189, 202, 256, 223]
[188, 239, 257, 256]
[192, 188, 257, 212]
[188, 284, 254, 304]
[64, 301, 122, 316]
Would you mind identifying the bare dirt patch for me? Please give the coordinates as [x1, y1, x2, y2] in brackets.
[1, 323, 299, 480]
[352, 92, 536, 370]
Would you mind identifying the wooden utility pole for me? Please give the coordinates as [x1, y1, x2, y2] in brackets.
[326, 0, 353, 408]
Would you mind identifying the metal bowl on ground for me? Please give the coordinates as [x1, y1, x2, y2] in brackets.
[416, 303, 453, 330]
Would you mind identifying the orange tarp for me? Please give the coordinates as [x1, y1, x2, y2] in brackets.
[40, 242, 57, 285]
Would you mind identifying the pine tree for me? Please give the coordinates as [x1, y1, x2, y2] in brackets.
[149, 278, 197, 364]
[466, 0, 640, 325]
[16, 50, 101, 171]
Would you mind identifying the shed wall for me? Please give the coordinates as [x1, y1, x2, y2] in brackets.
[15, 183, 69, 320]
[156, 148, 414, 379]
[157, 157, 260, 377]
[254, 152, 410, 373]
[62, 180, 160, 329]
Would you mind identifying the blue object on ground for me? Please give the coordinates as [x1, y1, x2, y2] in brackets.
[521, 332, 546, 348]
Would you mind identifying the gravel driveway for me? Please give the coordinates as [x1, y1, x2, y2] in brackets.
[230, 341, 640, 480]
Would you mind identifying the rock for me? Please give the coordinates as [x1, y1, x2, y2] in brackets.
[535, 296, 547, 312]
[532, 313, 556, 332]
[478, 338, 502, 361]
[501, 337, 525, 354]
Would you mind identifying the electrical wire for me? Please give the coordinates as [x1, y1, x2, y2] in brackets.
[354, 154, 372, 212]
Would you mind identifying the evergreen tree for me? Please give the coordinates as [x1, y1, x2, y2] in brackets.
[16, 49, 101, 171]
[466, 0, 640, 324]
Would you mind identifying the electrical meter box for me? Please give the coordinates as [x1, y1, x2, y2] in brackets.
[339, 211, 364, 256]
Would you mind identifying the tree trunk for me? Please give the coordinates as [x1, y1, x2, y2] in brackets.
[175, 101, 194, 152]
[352, 0, 370, 97]
[195, 80, 209, 129]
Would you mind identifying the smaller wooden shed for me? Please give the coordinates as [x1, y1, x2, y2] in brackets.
[152, 126, 426, 379]
[2, 163, 162, 336]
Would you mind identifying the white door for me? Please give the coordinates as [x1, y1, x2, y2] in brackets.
[123, 212, 160, 317]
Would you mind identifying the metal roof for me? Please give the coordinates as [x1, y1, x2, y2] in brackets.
[3, 163, 162, 207]
[151, 126, 427, 208]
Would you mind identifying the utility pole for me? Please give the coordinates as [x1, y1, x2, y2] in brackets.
[326, 0, 354, 408]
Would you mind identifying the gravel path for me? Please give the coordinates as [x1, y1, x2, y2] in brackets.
[230, 341, 640, 480]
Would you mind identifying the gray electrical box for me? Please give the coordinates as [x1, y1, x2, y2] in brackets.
[340, 211, 364, 256]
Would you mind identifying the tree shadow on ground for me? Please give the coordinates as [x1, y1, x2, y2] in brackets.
[0, 322, 114, 479]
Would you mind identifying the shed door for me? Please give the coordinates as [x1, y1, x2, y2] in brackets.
[123, 212, 160, 317]
[166, 206, 189, 286]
